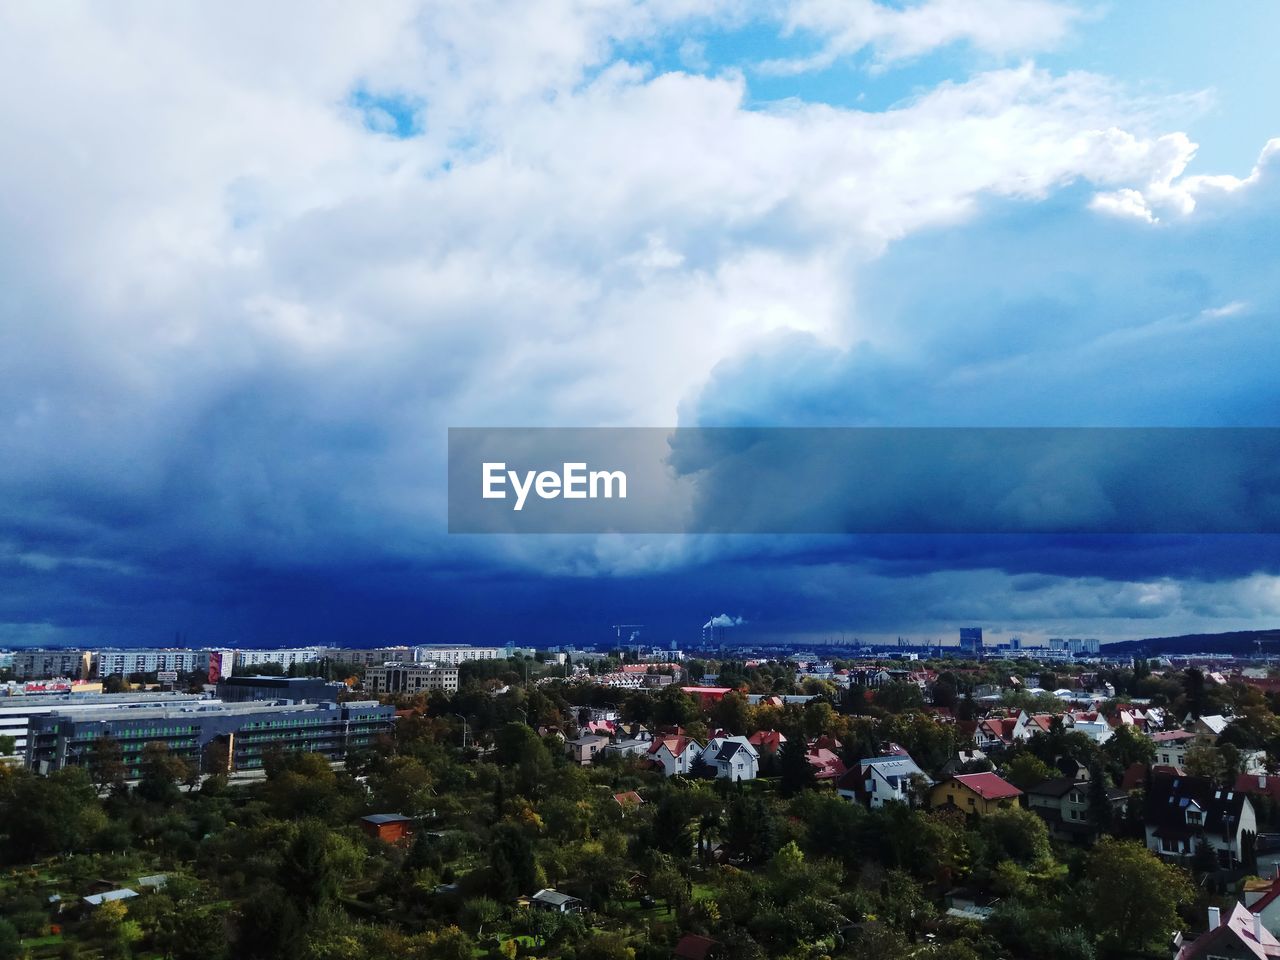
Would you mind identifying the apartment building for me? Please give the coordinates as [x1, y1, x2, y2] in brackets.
[320, 647, 413, 667]
[233, 648, 324, 670]
[364, 663, 460, 695]
[10, 649, 94, 680]
[93, 648, 235, 677]
[411, 645, 503, 665]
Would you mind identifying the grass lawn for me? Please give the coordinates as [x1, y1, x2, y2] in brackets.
[20, 934, 65, 947]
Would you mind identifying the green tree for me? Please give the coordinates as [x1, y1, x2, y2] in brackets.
[278, 820, 362, 920]
[0, 767, 106, 861]
[489, 823, 538, 898]
[138, 741, 193, 804]
[1183, 742, 1228, 784]
[651, 863, 690, 915]
[1083, 837, 1194, 955]
[87, 735, 126, 791]
[712, 691, 751, 734]
[979, 804, 1052, 866]
[0, 918, 19, 960]
[1004, 753, 1053, 790]
[1088, 760, 1114, 834]
[460, 897, 503, 937]
[778, 736, 815, 797]
[876, 681, 925, 713]
[580, 932, 635, 960]
[1102, 724, 1154, 772]
[1182, 668, 1208, 718]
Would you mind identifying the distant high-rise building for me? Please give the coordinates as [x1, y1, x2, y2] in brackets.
[1066, 638, 1101, 656]
[959, 628, 983, 654]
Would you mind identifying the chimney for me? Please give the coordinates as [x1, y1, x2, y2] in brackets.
[1255, 913, 1264, 942]
[1208, 906, 1221, 929]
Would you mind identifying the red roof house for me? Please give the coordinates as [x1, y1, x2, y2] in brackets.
[929, 773, 1022, 814]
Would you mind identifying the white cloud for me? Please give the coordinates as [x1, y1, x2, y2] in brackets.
[1091, 134, 1280, 222]
[764, 0, 1081, 73]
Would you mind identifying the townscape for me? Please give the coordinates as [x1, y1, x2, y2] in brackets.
[4, 636, 1280, 960]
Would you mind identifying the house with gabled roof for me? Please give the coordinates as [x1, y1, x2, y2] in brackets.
[699, 736, 759, 781]
[1193, 714, 1233, 739]
[1024, 769, 1124, 843]
[928, 772, 1022, 815]
[1144, 773, 1256, 868]
[647, 735, 702, 777]
[973, 716, 1017, 751]
[748, 729, 786, 754]
[837, 753, 933, 808]
[1173, 902, 1280, 959]
[1245, 874, 1280, 936]
[806, 747, 847, 781]
[528, 888, 584, 914]
[1013, 711, 1056, 741]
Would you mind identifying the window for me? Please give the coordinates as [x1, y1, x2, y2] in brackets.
[1186, 810, 1202, 825]
[1160, 836, 1178, 854]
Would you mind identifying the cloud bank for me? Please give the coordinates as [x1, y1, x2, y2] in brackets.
[0, 2, 1276, 645]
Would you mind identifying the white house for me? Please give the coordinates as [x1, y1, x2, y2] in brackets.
[700, 736, 759, 781]
[837, 753, 932, 808]
[646, 735, 702, 777]
[1144, 776, 1256, 869]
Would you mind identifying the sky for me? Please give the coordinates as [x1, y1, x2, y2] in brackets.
[1, 1, 1279, 650]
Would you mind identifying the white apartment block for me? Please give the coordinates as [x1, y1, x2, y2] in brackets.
[93, 648, 234, 677]
[234, 648, 324, 670]
[365, 663, 460, 695]
[411, 645, 502, 665]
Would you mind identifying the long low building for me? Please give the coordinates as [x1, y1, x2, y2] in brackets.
[1, 691, 214, 763]
[364, 663, 459, 695]
[26, 699, 395, 776]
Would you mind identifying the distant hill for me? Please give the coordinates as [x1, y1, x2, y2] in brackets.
[1106, 628, 1280, 657]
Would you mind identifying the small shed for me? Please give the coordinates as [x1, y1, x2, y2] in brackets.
[359, 813, 415, 846]
[529, 888, 584, 913]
